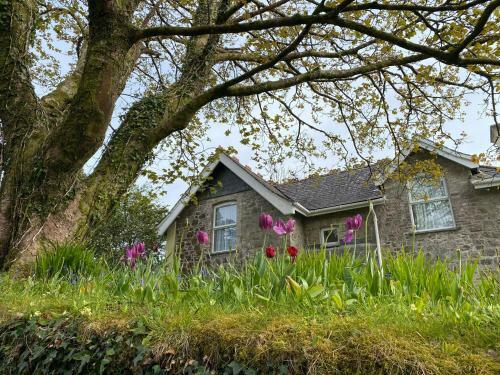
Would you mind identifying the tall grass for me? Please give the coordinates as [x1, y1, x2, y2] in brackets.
[34, 242, 103, 280]
[22, 243, 498, 330]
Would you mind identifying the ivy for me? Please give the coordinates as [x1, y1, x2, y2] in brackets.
[0, 316, 266, 375]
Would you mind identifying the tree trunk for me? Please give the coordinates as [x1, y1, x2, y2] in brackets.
[0, 0, 226, 269]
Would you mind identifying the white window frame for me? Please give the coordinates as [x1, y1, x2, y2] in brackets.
[212, 202, 237, 253]
[408, 176, 456, 233]
[320, 226, 340, 247]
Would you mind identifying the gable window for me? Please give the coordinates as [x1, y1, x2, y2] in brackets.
[320, 226, 340, 247]
[408, 175, 455, 232]
[213, 203, 237, 253]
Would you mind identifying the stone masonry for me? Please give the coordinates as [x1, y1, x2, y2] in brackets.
[376, 152, 500, 267]
[174, 188, 303, 269]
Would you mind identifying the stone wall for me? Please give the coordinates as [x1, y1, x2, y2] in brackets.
[302, 207, 376, 253]
[376, 152, 500, 267]
[174, 188, 301, 269]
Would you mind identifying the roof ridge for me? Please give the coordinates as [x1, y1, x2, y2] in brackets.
[276, 165, 373, 187]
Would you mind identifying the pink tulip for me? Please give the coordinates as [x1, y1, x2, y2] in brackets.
[346, 214, 363, 231]
[352, 214, 363, 230]
[273, 220, 287, 236]
[284, 218, 295, 234]
[196, 230, 209, 245]
[273, 218, 296, 236]
[124, 242, 146, 269]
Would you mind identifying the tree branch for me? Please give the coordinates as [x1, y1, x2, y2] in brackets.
[222, 54, 428, 97]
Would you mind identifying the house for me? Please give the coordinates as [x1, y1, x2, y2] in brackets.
[158, 139, 500, 268]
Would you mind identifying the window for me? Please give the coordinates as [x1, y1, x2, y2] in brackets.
[408, 175, 455, 232]
[212, 203, 237, 253]
[320, 226, 340, 247]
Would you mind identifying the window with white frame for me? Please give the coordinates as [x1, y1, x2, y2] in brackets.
[320, 226, 340, 247]
[212, 203, 237, 253]
[408, 175, 455, 232]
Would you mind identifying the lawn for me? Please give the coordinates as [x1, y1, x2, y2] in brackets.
[0, 244, 498, 374]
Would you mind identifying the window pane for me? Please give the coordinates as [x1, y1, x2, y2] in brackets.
[412, 200, 454, 231]
[215, 204, 237, 226]
[214, 227, 237, 252]
[322, 228, 339, 244]
[409, 176, 446, 201]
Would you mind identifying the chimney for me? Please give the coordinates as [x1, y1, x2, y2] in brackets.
[491, 124, 500, 146]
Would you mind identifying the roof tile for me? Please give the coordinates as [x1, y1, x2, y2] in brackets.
[275, 168, 382, 210]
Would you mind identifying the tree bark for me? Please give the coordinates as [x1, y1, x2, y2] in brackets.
[0, 0, 141, 267]
[0, 0, 225, 268]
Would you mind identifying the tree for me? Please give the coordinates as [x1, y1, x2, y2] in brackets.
[88, 187, 167, 264]
[0, 0, 498, 268]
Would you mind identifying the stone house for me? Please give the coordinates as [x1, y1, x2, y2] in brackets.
[158, 139, 500, 267]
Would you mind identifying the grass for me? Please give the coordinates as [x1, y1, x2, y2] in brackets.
[0, 245, 498, 374]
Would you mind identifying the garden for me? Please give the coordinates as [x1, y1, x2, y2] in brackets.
[0, 213, 498, 374]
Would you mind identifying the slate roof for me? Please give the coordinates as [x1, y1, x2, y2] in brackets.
[478, 165, 499, 178]
[275, 167, 383, 211]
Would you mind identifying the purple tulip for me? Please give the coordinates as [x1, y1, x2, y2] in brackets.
[125, 247, 137, 269]
[273, 218, 296, 236]
[124, 242, 147, 269]
[259, 213, 273, 230]
[345, 217, 354, 230]
[135, 242, 146, 258]
[284, 218, 295, 234]
[196, 230, 209, 245]
[343, 229, 354, 244]
[352, 214, 363, 230]
[346, 214, 363, 231]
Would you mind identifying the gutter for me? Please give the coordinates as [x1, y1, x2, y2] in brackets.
[470, 176, 500, 189]
[293, 196, 386, 217]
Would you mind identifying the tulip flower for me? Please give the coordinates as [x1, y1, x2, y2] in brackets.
[287, 246, 298, 260]
[135, 242, 146, 258]
[259, 213, 273, 230]
[343, 229, 354, 244]
[346, 214, 363, 231]
[124, 242, 146, 269]
[284, 218, 295, 234]
[196, 230, 209, 245]
[265, 245, 276, 258]
[273, 218, 296, 236]
[273, 219, 287, 236]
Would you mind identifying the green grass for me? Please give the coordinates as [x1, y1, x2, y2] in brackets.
[34, 242, 104, 279]
[0, 245, 498, 374]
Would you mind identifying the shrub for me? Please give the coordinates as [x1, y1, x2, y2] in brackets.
[34, 242, 104, 279]
[88, 187, 167, 264]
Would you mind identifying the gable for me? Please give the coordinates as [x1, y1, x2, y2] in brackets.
[157, 155, 296, 236]
[374, 139, 479, 186]
[198, 164, 250, 200]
